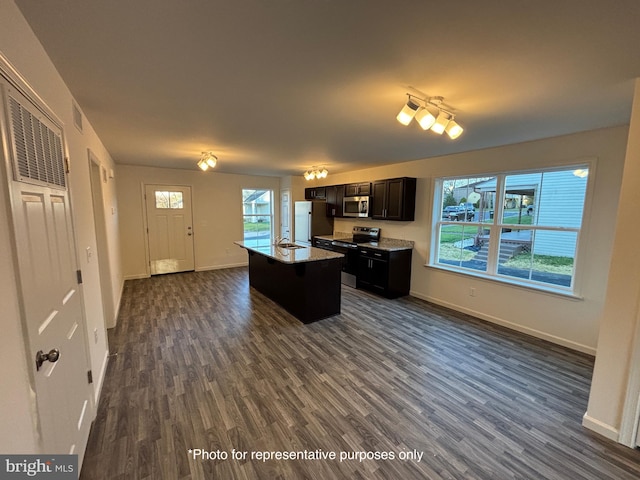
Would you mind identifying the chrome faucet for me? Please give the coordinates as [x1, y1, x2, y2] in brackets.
[274, 235, 290, 246]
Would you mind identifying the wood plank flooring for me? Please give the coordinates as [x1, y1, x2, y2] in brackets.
[80, 267, 640, 479]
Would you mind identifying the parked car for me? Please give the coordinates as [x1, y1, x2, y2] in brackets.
[459, 202, 476, 213]
[442, 206, 459, 218]
[444, 206, 474, 221]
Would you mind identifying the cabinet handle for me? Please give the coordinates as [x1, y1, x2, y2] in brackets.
[374, 253, 382, 257]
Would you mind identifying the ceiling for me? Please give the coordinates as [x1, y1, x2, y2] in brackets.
[14, 0, 640, 177]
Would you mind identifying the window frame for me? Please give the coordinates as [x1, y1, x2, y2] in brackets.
[429, 161, 596, 297]
[242, 188, 274, 247]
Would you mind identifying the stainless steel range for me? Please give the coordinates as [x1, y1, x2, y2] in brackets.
[316, 227, 380, 288]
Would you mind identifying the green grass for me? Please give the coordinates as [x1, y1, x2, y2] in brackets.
[243, 221, 271, 232]
[439, 224, 480, 243]
[504, 253, 574, 274]
[503, 214, 532, 225]
[438, 243, 476, 262]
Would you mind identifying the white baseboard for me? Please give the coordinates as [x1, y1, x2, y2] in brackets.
[123, 273, 150, 280]
[94, 350, 109, 405]
[582, 413, 619, 441]
[409, 290, 596, 356]
[196, 262, 248, 272]
[123, 263, 247, 280]
[110, 279, 125, 328]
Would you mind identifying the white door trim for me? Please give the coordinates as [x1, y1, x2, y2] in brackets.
[0, 58, 95, 459]
[143, 183, 195, 275]
[618, 294, 640, 447]
[88, 150, 115, 328]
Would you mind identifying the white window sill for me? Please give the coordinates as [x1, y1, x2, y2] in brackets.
[425, 263, 584, 300]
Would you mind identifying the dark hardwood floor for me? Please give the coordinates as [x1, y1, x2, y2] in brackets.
[80, 267, 640, 479]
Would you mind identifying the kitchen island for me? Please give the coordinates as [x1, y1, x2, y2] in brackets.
[235, 241, 344, 323]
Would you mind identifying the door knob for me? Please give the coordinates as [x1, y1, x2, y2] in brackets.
[36, 348, 60, 371]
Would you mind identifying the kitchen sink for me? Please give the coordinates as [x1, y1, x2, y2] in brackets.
[277, 243, 306, 249]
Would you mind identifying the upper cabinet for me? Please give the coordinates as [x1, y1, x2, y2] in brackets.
[305, 186, 326, 200]
[371, 177, 416, 221]
[325, 185, 344, 217]
[344, 182, 371, 197]
[304, 178, 416, 221]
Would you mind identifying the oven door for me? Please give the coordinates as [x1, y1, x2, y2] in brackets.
[343, 196, 369, 217]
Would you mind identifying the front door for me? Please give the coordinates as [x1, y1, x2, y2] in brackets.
[1, 82, 94, 456]
[145, 184, 195, 275]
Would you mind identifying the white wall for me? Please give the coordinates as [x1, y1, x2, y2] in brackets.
[307, 126, 628, 355]
[0, 0, 121, 449]
[117, 164, 281, 278]
[585, 79, 640, 442]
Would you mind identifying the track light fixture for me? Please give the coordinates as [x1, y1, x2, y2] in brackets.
[397, 93, 464, 139]
[198, 151, 218, 171]
[396, 98, 420, 125]
[303, 166, 329, 181]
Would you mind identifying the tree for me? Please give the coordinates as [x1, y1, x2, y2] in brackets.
[443, 192, 456, 207]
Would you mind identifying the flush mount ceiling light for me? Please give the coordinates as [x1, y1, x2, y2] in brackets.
[303, 166, 329, 181]
[396, 92, 464, 139]
[198, 151, 218, 171]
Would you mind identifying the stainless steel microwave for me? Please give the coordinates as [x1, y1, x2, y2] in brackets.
[343, 196, 370, 217]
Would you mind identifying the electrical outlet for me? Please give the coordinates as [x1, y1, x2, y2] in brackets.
[93, 328, 98, 344]
[469, 287, 476, 297]
[226, 248, 230, 255]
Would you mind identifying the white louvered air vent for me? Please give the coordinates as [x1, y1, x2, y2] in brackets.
[8, 95, 66, 189]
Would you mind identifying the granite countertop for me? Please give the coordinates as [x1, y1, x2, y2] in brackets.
[315, 233, 414, 252]
[235, 241, 344, 264]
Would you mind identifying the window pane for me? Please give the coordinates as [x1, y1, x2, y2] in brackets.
[242, 189, 273, 247]
[155, 191, 169, 209]
[438, 224, 489, 272]
[243, 215, 272, 247]
[497, 229, 576, 287]
[155, 191, 183, 209]
[441, 177, 494, 224]
[169, 191, 183, 209]
[503, 168, 588, 227]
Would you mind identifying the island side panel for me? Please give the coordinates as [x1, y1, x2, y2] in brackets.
[246, 251, 341, 323]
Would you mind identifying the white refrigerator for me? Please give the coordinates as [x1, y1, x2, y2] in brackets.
[294, 201, 334, 245]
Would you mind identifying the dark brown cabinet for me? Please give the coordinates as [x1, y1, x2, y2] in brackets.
[344, 182, 371, 197]
[305, 187, 326, 200]
[325, 185, 344, 217]
[371, 177, 416, 221]
[357, 247, 412, 298]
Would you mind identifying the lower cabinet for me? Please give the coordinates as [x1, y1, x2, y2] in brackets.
[357, 248, 412, 298]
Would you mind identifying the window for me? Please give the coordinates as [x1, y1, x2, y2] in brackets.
[155, 191, 183, 209]
[242, 189, 273, 247]
[432, 165, 590, 293]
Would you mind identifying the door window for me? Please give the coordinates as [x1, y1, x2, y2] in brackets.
[154, 191, 184, 209]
